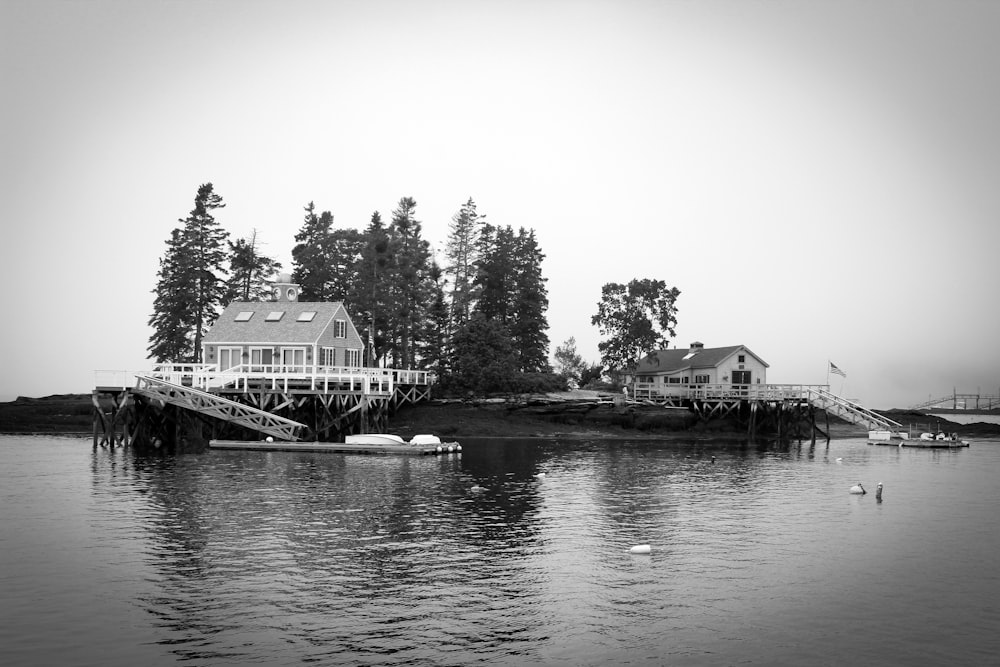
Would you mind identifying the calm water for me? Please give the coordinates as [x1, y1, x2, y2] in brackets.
[2, 435, 999, 666]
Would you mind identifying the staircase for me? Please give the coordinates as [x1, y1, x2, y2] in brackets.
[806, 388, 901, 431]
[133, 375, 305, 441]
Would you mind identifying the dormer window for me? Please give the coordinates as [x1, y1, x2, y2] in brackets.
[297, 311, 317, 322]
[235, 311, 253, 322]
[265, 311, 284, 322]
[334, 319, 346, 338]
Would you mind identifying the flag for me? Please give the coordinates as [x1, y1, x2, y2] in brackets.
[830, 362, 846, 378]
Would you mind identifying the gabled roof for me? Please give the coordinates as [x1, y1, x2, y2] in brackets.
[203, 301, 347, 345]
[633, 345, 768, 375]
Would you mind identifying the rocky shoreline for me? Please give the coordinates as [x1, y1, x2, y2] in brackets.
[2, 391, 997, 439]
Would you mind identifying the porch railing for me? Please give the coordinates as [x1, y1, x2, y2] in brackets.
[631, 382, 829, 402]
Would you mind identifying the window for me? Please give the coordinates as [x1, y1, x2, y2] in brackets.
[694, 374, 710, 384]
[668, 377, 681, 384]
[738, 354, 745, 363]
[345, 349, 361, 367]
[297, 311, 317, 322]
[235, 311, 254, 322]
[334, 319, 347, 338]
[321, 347, 336, 366]
[265, 311, 284, 322]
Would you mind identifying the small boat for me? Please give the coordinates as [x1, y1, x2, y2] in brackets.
[345, 433, 462, 450]
[345, 434, 407, 446]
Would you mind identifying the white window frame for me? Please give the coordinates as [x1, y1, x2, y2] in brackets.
[320, 347, 336, 367]
[281, 347, 306, 372]
[249, 346, 274, 372]
[334, 319, 347, 338]
[218, 346, 243, 371]
[345, 349, 361, 367]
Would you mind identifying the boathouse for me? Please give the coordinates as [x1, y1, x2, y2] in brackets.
[630, 341, 769, 392]
[202, 275, 364, 372]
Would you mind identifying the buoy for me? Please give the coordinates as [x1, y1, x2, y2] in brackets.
[266, 436, 274, 443]
[436, 446, 443, 453]
[455, 444, 462, 451]
[447, 445, 454, 452]
[849, 483, 866, 495]
[471, 485, 485, 493]
[630, 545, 652, 554]
[875, 482, 883, 501]
[835, 457, 843, 462]
[534, 472, 546, 479]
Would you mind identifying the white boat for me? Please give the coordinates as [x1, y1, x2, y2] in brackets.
[345, 434, 407, 446]
[344, 433, 461, 450]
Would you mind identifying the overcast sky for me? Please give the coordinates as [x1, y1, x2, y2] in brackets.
[2, 0, 998, 408]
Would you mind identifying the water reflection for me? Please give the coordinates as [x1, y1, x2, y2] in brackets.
[75, 436, 1000, 666]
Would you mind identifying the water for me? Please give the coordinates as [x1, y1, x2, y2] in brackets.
[2, 435, 999, 666]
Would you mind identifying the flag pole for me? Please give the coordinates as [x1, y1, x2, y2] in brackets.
[826, 360, 830, 389]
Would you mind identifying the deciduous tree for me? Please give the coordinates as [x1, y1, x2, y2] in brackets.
[591, 278, 681, 375]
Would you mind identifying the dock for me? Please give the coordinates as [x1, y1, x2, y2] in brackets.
[208, 439, 458, 455]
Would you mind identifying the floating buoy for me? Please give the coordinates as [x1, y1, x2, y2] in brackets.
[447, 445, 454, 452]
[455, 444, 462, 451]
[266, 436, 274, 443]
[849, 482, 866, 495]
[534, 472, 546, 479]
[875, 482, 883, 501]
[835, 457, 843, 462]
[630, 545, 652, 555]
[436, 446, 443, 453]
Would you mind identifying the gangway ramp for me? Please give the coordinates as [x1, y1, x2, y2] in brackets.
[134, 375, 305, 441]
[806, 388, 901, 431]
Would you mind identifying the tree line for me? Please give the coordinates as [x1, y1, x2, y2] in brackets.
[149, 183, 682, 395]
[148, 184, 561, 394]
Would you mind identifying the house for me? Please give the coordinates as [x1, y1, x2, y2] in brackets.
[630, 341, 769, 391]
[201, 276, 365, 372]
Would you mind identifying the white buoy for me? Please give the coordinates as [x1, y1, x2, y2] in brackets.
[849, 482, 866, 495]
[835, 457, 843, 462]
[447, 445, 454, 452]
[455, 444, 462, 451]
[630, 545, 652, 555]
[266, 436, 274, 443]
[534, 472, 546, 479]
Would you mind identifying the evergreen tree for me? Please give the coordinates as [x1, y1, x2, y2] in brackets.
[388, 197, 432, 367]
[444, 197, 483, 327]
[448, 314, 518, 394]
[354, 211, 392, 366]
[591, 278, 681, 374]
[224, 229, 282, 303]
[182, 183, 229, 362]
[510, 228, 550, 372]
[418, 260, 450, 374]
[291, 202, 335, 301]
[147, 228, 195, 362]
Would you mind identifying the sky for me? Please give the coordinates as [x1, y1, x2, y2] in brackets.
[2, 0, 998, 409]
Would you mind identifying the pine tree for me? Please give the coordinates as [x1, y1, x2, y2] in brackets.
[182, 183, 230, 362]
[510, 228, 550, 372]
[354, 211, 392, 366]
[147, 228, 195, 362]
[418, 260, 450, 374]
[444, 198, 483, 327]
[291, 202, 335, 301]
[224, 229, 282, 303]
[388, 197, 432, 367]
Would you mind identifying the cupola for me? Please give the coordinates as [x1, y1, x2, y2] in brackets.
[271, 273, 300, 302]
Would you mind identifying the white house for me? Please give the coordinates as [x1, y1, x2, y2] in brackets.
[631, 341, 769, 391]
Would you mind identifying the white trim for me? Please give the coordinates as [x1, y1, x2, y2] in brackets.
[217, 346, 243, 371]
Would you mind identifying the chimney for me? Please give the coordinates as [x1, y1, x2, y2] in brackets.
[689, 341, 704, 353]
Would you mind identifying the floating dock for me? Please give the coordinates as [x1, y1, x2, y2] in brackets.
[208, 439, 457, 455]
